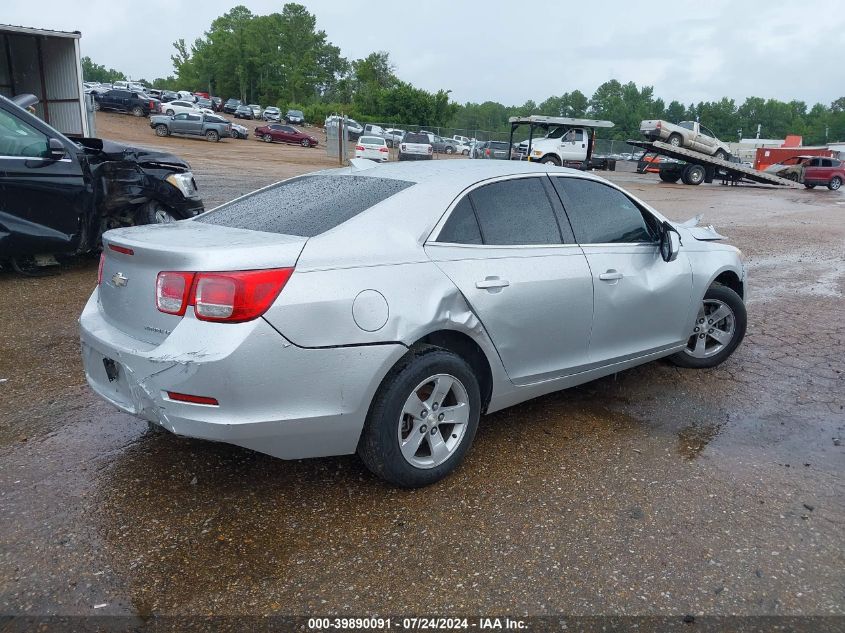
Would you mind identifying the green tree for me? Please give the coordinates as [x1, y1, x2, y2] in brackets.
[80, 56, 126, 83]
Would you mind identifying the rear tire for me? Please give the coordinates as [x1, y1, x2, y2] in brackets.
[804, 183, 816, 189]
[205, 130, 219, 142]
[659, 170, 681, 183]
[669, 285, 746, 369]
[668, 133, 683, 148]
[131, 106, 144, 117]
[358, 348, 481, 488]
[829, 176, 842, 191]
[682, 164, 706, 185]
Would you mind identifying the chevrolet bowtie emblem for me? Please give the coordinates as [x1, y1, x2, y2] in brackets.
[112, 272, 129, 287]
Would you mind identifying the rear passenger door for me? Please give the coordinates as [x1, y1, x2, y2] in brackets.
[425, 175, 594, 384]
[551, 176, 693, 365]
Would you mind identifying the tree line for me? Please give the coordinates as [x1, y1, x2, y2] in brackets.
[82, 3, 844, 145]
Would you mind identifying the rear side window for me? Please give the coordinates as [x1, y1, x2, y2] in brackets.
[552, 178, 655, 244]
[469, 178, 561, 245]
[197, 175, 413, 237]
[438, 197, 482, 244]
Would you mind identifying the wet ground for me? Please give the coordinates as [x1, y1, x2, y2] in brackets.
[0, 114, 843, 620]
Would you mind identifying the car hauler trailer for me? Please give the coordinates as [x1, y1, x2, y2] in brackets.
[627, 139, 800, 187]
[508, 115, 616, 171]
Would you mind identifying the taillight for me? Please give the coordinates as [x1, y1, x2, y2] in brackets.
[156, 271, 195, 316]
[355, 145, 364, 151]
[97, 253, 105, 285]
[655, 121, 661, 128]
[155, 268, 293, 323]
[428, 146, 433, 153]
[379, 147, 388, 152]
[485, 148, 490, 156]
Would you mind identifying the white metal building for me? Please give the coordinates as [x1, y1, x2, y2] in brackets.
[0, 24, 90, 137]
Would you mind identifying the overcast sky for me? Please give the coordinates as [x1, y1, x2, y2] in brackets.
[5, 0, 844, 107]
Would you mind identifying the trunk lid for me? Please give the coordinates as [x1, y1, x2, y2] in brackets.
[99, 221, 306, 344]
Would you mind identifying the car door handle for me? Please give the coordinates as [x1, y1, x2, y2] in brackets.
[476, 277, 510, 290]
[599, 270, 624, 281]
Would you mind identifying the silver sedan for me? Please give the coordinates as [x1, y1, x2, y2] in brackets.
[80, 160, 747, 487]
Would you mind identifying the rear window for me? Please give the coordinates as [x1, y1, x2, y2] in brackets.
[404, 133, 429, 144]
[360, 136, 384, 145]
[197, 175, 414, 237]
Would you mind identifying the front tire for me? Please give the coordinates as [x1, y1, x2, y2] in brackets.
[263, 134, 273, 143]
[136, 201, 178, 225]
[540, 155, 561, 166]
[714, 149, 728, 161]
[829, 176, 842, 191]
[154, 124, 169, 137]
[358, 348, 481, 488]
[300, 138, 310, 147]
[669, 285, 746, 369]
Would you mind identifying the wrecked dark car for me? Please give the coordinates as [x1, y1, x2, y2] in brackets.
[0, 94, 204, 268]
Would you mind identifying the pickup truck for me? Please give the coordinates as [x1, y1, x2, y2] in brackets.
[640, 120, 730, 160]
[150, 112, 231, 141]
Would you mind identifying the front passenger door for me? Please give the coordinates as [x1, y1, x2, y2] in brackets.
[551, 176, 693, 365]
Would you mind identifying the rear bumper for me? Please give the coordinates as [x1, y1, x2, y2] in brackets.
[79, 290, 406, 459]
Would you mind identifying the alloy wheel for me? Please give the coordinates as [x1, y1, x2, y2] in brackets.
[397, 374, 470, 469]
[684, 299, 736, 358]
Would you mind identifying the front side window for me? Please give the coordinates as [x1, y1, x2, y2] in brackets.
[468, 178, 562, 246]
[0, 109, 49, 158]
[552, 178, 656, 244]
[174, 113, 188, 120]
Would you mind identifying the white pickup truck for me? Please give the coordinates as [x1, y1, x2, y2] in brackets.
[509, 115, 615, 170]
[640, 120, 730, 160]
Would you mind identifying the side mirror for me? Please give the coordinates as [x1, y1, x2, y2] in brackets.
[660, 221, 681, 262]
[48, 138, 66, 161]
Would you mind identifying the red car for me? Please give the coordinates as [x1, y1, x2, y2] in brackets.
[801, 156, 844, 190]
[254, 123, 318, 148]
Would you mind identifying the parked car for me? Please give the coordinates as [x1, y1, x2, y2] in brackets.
[385, 128, 405, 147]
[0, 93, 203, 265]
[766, 155, 844, 190]
[254, 123, 318, 147]
[81, 161, 747, 488]
[176, 90, 197, 103]
[159, 90, 179, 103]
[324, 115, 364, 140]
[398, 132, 434, 160]
[94, 90, 161, 117]
[150, 112, 231, 142]
[285, 109, 305, 124]
[480, 140, 511, 159]
[161, 100, 209, 117]
[248, 104, 262, 119]
[355, 135, 390, 162]
[233, 105, 254, 119]
[228, 121, 249, 140]
[195, 97, 213, 111]
[210, 96, 223, 112]
[263, 106, 281, 122]
[469, 139, 485, 159]
[640, 120, 731, 160]
[431, 135, 458, 154]
[223, 98, 241, 114]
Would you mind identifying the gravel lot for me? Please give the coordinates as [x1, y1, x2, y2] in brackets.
[0, 112, 843, 621]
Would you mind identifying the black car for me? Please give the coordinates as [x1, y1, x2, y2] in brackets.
[195, 97, 213, 110]
[94, 90, 161, 117]
[285, 109, 305, 124]
[233, 105, 253, 119]
[210, 96, 223, 112]
[159, 90, 178, 103]
[0, 94, 204, 265]
[223, 98, 242, 114]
